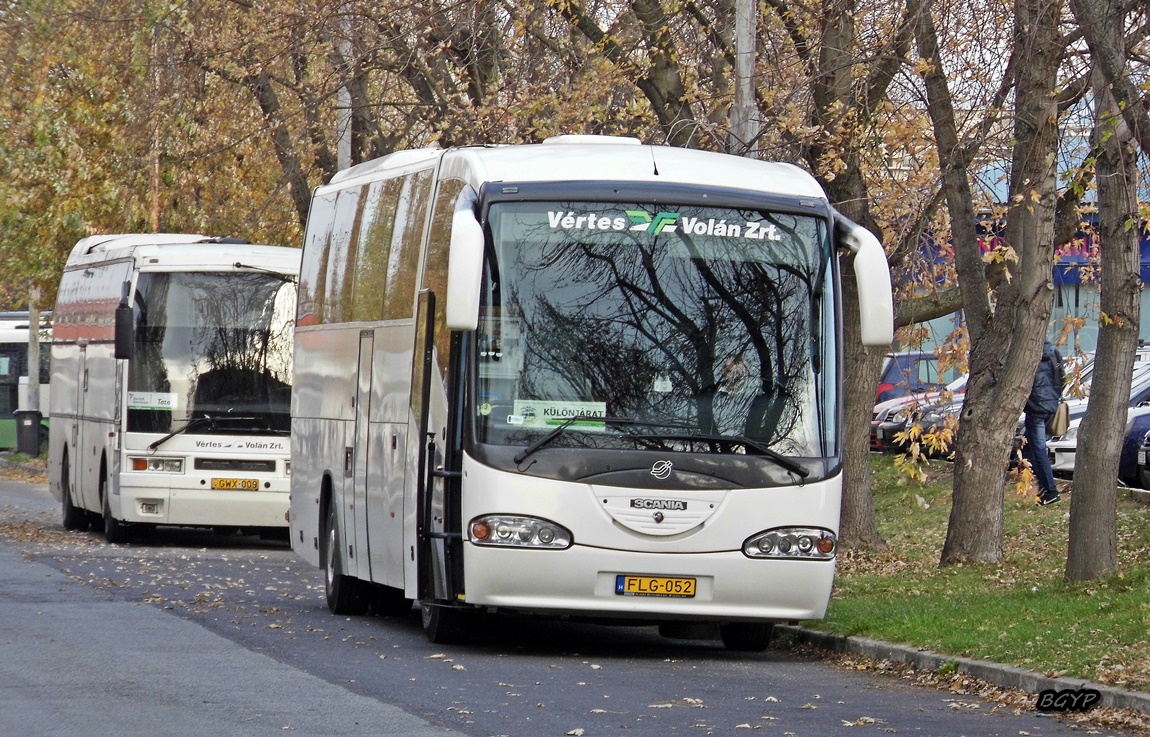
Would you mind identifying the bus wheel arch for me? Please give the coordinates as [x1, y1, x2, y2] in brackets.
[719, 622, 774, 652]
[420, 602, 471, 644]
[100, 454, 133, 544]
[60, 446, 87, 532]
[322, 483, 370, 615]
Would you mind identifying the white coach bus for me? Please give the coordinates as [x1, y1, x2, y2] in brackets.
[50, 234, 300, 543]
[290, 135, 892, 650]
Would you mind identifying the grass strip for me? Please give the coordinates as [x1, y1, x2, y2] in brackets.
[812, 454, 1150, 692]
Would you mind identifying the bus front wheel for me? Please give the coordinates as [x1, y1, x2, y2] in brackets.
[719, 622, 773, 652]
[102, 491, 133, 544]
[420, 602, 470, 645]
[60, 450, 88, 532]
[323, 503, 370, 616]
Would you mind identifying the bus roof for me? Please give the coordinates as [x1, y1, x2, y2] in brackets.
[0, 312, 51, 331]
[64, 235, 300, 274]
[323, 136, 827, 202]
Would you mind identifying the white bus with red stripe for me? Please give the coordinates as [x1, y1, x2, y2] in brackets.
[49, 234, 299, 543]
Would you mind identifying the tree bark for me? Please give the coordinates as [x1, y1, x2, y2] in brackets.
[1066, 2, 1139, 581]
[807, 0, 889, 552]
[1068, 0, 1150, 156]
[839, 266, 889, 550]
[245, 71, 314, 229]
[940, 0, 1064, 565]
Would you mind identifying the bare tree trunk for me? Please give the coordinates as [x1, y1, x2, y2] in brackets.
[840, 269, 888, 550]
[1066, 6, 1139, 581]
[246, 71, 314, 229]
[806, 0, 890, 551]
[940, 0, 1064, 564]
[1068, 0, 1150, 155]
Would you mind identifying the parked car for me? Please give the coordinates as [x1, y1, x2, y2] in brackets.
[871, 376, 966, 452]
[1134, 426, 1150, 488]
[1045, 361, 1150, 479]
[874, 350, 963, 404]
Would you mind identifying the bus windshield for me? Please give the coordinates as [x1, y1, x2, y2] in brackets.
[475, 200, 835, 458]
[126, 271, 296, 435]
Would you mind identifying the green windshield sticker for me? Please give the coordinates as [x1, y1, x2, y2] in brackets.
[509, 400, 608, 430]
[127, 392, 178, 410]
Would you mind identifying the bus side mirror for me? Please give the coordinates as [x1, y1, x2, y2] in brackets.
[836, 217, 894, 347]
[114, 304, 134, 359]
[445, 210, 484, 331]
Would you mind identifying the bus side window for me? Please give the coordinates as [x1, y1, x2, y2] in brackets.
[328, 186, 369, 323]
[299, 192, 337, 326]
[383, 169, 432, 321]
[422, 179, 467, 376]
[352, 178, 401, 322]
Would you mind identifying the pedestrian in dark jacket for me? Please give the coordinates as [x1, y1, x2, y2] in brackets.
[1024, 340, 1065, 505]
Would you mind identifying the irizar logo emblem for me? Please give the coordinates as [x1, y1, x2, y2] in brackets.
[649, 460, 673, 480]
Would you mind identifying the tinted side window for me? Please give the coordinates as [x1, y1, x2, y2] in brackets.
[323, 186, 368, 323]
[382, 170, 433, 320]
[299, 192, 337, 326]
[422, 178, 466, 376]
[352, 178, 401, 322]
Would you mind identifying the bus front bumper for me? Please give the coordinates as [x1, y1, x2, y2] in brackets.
[462, 543, 835, 622]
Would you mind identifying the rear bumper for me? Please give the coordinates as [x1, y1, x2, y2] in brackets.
[117, 477, 289, 528]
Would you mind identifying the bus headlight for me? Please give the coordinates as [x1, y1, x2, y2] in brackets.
[743, 528, 836, 560]
[129, 456, 184, 473]
[468, 515, 572, 549]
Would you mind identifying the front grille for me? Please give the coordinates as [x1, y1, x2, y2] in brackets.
[194, 458, 277, 473]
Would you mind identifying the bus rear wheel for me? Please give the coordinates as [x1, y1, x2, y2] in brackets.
[323, 503, 370, 615]
[719, 622, 773, 652]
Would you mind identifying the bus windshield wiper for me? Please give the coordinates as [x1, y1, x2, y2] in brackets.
[234, 261, 297, 283]
[147, 415, 215, 452]
[621, 432, 810, 478]
[513, 415, 696, 465]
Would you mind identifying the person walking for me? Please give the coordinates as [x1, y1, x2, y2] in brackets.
[1024, 340, 1065, 506]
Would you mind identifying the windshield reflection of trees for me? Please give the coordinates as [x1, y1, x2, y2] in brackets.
[483, 206, 822, 456]
[128, 273, 295, 435]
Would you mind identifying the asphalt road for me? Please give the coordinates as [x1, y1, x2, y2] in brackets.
[0, 472, 1138, 737]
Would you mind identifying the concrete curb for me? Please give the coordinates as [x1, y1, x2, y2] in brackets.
[0, 455, 48, 476]
[778, 625, 1150, 715]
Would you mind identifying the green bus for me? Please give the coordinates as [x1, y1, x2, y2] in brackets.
[0, 312, 49, 454]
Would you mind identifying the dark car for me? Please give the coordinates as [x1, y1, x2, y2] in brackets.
[1120, 408, 1150, 487]
[1046, 360, 1150, 480]
[875, 351, 962, 404]
[871, 376, 966, 452]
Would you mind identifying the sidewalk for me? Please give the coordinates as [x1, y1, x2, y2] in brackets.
[0, 523, 458, 737]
